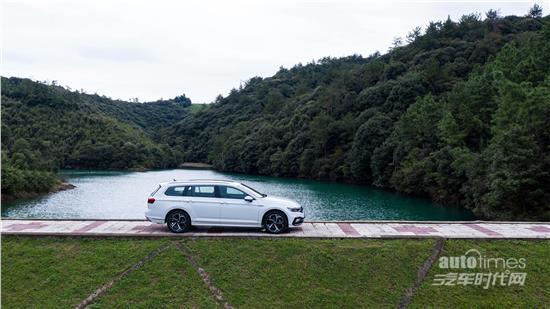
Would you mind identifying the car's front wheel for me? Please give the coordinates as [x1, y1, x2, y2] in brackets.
[263, 211, 288, 234]
[166, 210, 191, 233]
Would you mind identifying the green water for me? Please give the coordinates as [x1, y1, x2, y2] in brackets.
[1, 169, 476, 220]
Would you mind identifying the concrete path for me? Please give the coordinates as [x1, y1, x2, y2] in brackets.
[2, 219, 550, 238]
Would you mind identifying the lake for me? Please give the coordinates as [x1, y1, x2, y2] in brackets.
[1, 169, 476, 221]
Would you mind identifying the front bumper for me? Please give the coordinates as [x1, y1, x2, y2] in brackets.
[288, 209, 305, 226]
[292, 217, 304, 226]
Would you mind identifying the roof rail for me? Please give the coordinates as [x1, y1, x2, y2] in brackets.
[179, 178, 234, 182]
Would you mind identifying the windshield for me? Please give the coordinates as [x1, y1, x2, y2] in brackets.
[241, 183, 267, 197]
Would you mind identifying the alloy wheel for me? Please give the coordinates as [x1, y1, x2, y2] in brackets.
[265, 213, 285, 233]
[168, 212, 187, 232]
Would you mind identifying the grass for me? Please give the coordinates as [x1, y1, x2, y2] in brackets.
[1, 237, 167, 308]
[1, 237, 549, 308]
[185, 238, 434, 308]
[412, 240, 550, 308]
[89, 245, 218, 308]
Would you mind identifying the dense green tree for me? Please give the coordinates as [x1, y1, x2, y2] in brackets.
[351, 113, 393, 182]
[486, 9, 499, 20]
[482, 80, 550, 219]
[528, 4, 543, 19]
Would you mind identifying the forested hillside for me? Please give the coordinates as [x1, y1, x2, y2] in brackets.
[2, 9, 548, 220]
[1, 77, 190, 197]
[166, 11, 549, 220]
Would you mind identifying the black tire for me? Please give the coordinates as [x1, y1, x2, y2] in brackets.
[262, 210, 288, 234]
[166, 210, 191, 233]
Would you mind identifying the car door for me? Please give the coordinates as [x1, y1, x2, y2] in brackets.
[187, 185, 221, 225]
[218, 185, 260, 226]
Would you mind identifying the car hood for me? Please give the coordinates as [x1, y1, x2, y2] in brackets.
[262, 195, 301, 208]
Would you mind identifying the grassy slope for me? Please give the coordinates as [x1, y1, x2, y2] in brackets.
[1, 237, 548, 308]
[0, 237, 166, 307]
[412, 240, 550, 308]
[89, 245, 218, 308]
[186, 238, 434, 308]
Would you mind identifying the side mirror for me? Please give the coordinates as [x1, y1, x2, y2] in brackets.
[244, 196, 254, 202]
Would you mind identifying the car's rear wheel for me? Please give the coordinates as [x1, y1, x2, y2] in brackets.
[166, 210, 191, 233]
[263, 211, 288, 234]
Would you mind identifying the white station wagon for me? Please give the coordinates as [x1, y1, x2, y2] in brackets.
[145, 179, 305, 233]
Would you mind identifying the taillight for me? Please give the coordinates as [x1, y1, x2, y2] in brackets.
[147, 197, 155, 204]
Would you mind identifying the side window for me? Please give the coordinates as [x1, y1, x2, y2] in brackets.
[164, 186, 190, 196]
[191, 185, 216, 198]
[219, 186, 247, 199]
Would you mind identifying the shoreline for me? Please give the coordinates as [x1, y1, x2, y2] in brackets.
[65, 162, 215, 173]
[177, 162, 214, 169]
[1, 182, 76, 203]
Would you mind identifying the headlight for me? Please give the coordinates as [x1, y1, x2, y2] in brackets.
[288, 206, 303, 212]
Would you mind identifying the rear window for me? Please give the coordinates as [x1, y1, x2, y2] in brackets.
[164, 186, 191, 196]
